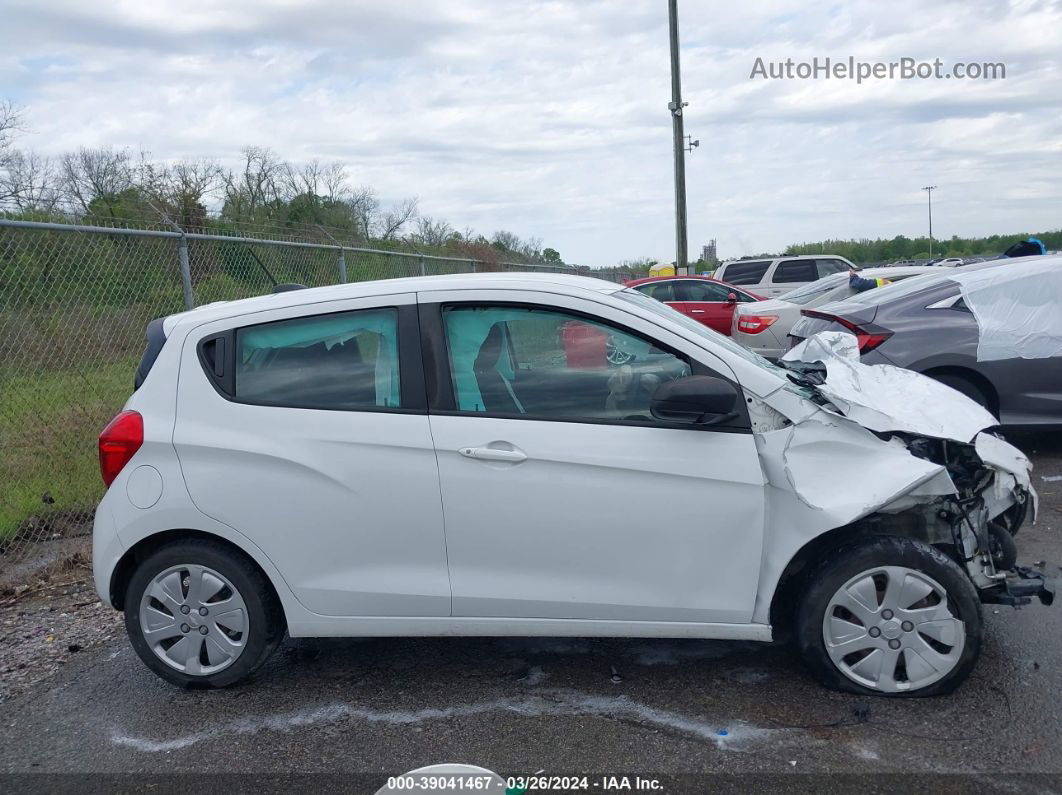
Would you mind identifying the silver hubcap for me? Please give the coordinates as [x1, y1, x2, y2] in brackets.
[823, 565, 965, 693]
[139, 564, 249, 676]
[605, 337, 635, 365]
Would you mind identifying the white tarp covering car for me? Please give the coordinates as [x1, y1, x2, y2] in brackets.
[952, 256, 1062, 362]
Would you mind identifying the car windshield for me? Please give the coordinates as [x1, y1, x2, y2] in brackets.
[615, 288, 787, 377]
[842, 272, 958, 306]
[778, 273, 849, 305]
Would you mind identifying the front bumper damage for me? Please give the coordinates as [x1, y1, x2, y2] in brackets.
[750, 332, 1054, 620]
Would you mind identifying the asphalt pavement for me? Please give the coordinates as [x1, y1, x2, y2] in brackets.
[1, 432, 1060, 793]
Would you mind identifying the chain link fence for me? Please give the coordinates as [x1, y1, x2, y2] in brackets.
[0, 218, 642, 576]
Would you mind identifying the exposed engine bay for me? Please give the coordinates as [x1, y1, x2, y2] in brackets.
[897, 432, 1048, 605]
[748, 331, 1054, 621]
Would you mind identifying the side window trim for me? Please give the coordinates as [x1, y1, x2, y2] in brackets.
[418, 300, 750, 432]
[194, 303, 426, 413]
[197, 330, 235, 397]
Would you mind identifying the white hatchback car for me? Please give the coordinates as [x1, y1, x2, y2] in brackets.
[95, 273, 1050, 695]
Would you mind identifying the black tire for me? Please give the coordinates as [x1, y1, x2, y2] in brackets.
[796, 536, 982, 697]
[988, 521, 1018, 571]
[124, 539, 285, 688]
[930, 373, 993, 415]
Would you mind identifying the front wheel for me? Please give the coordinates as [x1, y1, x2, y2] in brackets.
[124, 539, 285, 688]
[796, 536, 982, 697]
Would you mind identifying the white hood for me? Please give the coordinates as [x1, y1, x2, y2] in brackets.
[781, 331, 998, 442]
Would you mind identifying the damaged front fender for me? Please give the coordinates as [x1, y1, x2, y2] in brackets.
[752, 331, 1045, 624]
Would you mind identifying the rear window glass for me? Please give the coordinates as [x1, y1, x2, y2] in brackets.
[845, 272, 957, 306]
[772, 260, 817, 283]
[779, 273, 849, 305]
[234, 308, 400, 410]
[719, 260, 770, 285]
[816, 259, 850, 277]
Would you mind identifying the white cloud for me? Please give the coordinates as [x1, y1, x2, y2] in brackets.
[2, 0, 1059, 264]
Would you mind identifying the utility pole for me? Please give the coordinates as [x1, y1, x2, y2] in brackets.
[668, 0, 688, 275]
[922, 185, 937, 257]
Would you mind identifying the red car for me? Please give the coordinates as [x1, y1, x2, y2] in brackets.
[624, 276, 764, 335]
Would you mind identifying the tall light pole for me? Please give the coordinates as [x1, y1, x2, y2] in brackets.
[922, 185, 937, 257]
[668, 0, 688, 274]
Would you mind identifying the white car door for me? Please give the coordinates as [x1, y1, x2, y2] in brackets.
[418, 288, 767, 625]
[174, 294, 451, 617]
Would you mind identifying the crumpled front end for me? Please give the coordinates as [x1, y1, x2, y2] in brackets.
[751, 332, 1051, 622]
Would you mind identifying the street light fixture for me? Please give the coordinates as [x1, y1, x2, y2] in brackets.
[922, 185, 937, 258]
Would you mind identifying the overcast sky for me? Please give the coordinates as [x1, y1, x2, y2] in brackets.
[1, 0, 1058, 266]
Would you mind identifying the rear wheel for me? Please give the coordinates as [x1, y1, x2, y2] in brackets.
[929, 372, 993, 415]
[124, 539, 284, 688]
[796, 537, 982, 696]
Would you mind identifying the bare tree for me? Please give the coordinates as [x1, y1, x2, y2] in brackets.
[412, 215, 453, 247]
[346, 185, 380, 241]
[284, 159, 321, 198]
[519, 235, 543, 260]
[1, 150, 60, 212]
[378, 196, 419, 241]
[58, 147, 134, 215]
[0, 100, 25, 204]
[491, 229, 522, 252]
[221, 146, 286, 221]
[167, 158, 221, 227]
[322, 161, 348, 203]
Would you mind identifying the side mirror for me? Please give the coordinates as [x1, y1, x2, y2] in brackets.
[726, 292, 737, 303]
[650, 375, 740, 425]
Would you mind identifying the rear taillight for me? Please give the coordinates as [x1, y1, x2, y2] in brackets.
[99, 410, 143, 487]
[737, 314, 779, 334]
[799, 310, 893, 354]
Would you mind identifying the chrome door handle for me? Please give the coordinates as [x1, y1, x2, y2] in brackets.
[459, 446, 527, 463]
[690, 309, 705, 313]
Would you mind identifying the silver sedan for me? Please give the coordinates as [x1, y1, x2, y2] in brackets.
[731, 266, 936, 359]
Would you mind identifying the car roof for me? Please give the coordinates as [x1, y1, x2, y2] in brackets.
[860, 265, 937, 277]
[163, 272, 624, 332]
[719, 254, 837, 265]
[625, 275, 723, 285]
[624, 274, 758, 294]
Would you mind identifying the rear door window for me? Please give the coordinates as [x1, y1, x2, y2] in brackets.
[635, 282, 676, 301]
[234, 308, 401, 410]
[719, 260, 771, 285]
[673, 280, 731, 302]
[772, 260, 817, 283]
[816, 259, 850, 277]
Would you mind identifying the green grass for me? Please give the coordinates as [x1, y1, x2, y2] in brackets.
[0, 358, 137, 539]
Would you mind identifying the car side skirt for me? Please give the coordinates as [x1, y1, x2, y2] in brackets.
[286, 616, 774, 641]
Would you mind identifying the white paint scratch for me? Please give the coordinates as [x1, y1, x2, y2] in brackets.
[518, 665, 548, 685]
[111, 690, 769, 753]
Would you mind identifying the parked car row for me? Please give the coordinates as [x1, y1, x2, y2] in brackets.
[730, 266, 935, 359]
[625, 255, 1060, 428]
[785, 256, 1061, 428]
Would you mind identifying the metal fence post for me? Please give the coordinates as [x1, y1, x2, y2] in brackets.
[177, 233, 195, 309]
[419, 256, 427, 276]
[338, 248, 348, 283]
